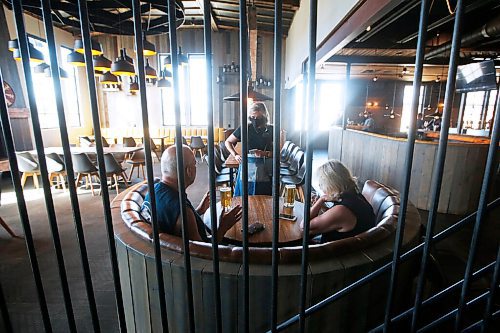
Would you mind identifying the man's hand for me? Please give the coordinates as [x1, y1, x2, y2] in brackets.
[219, 205, 243, 231]
[196, 191, 210, 214]
[234, 154, 243, 163]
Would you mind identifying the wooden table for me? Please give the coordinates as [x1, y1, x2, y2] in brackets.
[203, 195, 304, 246]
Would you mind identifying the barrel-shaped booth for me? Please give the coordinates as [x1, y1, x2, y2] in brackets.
[112, 180, 421, 332]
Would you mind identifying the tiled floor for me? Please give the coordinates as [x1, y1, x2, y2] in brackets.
[0, 149, 498, 332]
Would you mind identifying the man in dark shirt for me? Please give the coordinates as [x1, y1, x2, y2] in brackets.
[142, 145, 242, 242]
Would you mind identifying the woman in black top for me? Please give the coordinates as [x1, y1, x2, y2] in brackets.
[300, 160, 375, 243]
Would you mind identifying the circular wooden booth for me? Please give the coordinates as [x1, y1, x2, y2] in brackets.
[112, 180, 421, 332]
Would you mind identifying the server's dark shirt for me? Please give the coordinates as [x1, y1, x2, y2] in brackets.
[321, 191, 376, 243]
[142, 182, 209, 242]
[232, 124, 273, 152]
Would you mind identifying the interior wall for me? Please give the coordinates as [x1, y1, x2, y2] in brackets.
[4, 5, 93, 146]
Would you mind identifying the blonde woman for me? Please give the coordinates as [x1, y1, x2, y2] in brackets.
[301, 160, 375, 243]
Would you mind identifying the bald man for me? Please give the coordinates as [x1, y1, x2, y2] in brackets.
[142, 145, 242, 242]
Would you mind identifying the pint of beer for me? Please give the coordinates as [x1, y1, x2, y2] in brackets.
[284, 185, 296, 208]
[220, 186, 232, 211]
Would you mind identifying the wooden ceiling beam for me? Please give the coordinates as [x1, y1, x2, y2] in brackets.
[197, 0, 219, 32]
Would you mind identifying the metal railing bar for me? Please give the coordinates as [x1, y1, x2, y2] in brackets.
[412, 1, 465, 331]
[274, 196, 500, 331]
[238, 1, 250, 332]
[299, 0, 318, 332]
[167, 1, 195, 331]
[0, 69, 52, 332]
[384, 1, 430, 331]
[270, 0, 283, 332]
[371, 261, 496, 332]
[0, 279, 12, 332]
[481, 245, 500, 332]
[131, 0, 169, 331]
[464, 308, 500, 333]
[454, 58, 500, 331]
[417, 290, 491, 333]
[12, 1, 77, 330]
[75, 0, 127, 330]
[202, 1, 222, 332]
[40, 0, 101, 330]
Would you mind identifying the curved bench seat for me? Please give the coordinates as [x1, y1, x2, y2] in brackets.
[112, 180, 421, 332]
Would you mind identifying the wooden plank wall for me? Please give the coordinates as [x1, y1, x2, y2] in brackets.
[328, 127, 493, 215]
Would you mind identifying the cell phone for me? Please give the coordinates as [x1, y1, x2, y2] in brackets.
[279, 213, 297, 221]
[246, 222, 265, 235]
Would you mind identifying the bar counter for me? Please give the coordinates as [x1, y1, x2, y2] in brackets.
[328, 127, 498, 215]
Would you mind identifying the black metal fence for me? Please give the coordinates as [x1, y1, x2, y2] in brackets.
[0, 0, 498, 332]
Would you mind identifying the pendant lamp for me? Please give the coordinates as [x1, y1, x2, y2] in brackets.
[74, 39, 103, 56]
[67, 51, 86, 67]
[13, 43, 44, 63]
[223, 85, 272, 102]
[111, 49, 135, 76]
[34, 62, 50, 74]
[135, 37, 157, 56]
[44, 66, 69, 79]
[93, 55, 112, 72]
[157, 70, 172, 88]
[8, 39, 18, 51]
[100, 71, 121, 85]
[177, 46, 188, 65]
[129, 77, 139, 93]
[163, 55, 172, 70]
[145, 59, 157, 79]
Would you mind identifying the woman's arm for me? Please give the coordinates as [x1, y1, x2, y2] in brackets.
[301, 205, 357, 235]
[225, 134, 242, 163]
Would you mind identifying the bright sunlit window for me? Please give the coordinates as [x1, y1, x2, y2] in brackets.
[400, 85, 424, 132]
[462, 90, 497, 129]
[159, 53, 208, 126]
[28, 37, 81, 129]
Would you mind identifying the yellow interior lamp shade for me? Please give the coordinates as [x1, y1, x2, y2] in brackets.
[111, 49, 135, 76]
[135, 38, 156, 56]
[13, 43, 45, 63]
[144, 59, 157, 79]
[67, 51, 86, 67]
[8, 39, 18, 52]
[100, 71, 120, 85]
[74, 39, 103, 56]
[93, 55, 112, 72]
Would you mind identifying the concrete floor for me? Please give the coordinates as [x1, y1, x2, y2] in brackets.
[0, 150, 498, 332]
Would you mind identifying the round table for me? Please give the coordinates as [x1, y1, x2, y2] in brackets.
[203, 195, 304, 246]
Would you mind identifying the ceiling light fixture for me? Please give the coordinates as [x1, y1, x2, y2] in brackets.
[145, 59, 157, 79]
[177, 46, 188, 65]
[129, 77, 139, 93]
[223, 84, 273, 102]
[67, 51, 86, 67]
[33, 62, 50, 74]
[135, 37, 157, 56]
[8, 39, 18, 51]
[93, 55, 112, 72]
[111, 48, 135, 76]
[74, 39, 103, 56]
[372, 76, 378, 82]
[402, 67, 409, 75]
[13, 43, 45, 63]
[157, 69, 172, 88]
[100, 71, 121, 85]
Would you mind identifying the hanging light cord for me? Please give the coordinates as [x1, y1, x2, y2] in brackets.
[445, 0, 457, 15]
[147, 4, 152, 31]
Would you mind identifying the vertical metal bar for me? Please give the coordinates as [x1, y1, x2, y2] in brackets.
[12, 1, 77, 331]
[40, 0, 101, 330]
[131, 1, 169, 331]
[299, 63, 308, 148]
[299, 0, 318, 332]
[167, 1, 195, 332]
[0, 279, 12, 332]
[75, 0, 127, 331]
[479, 90, 490, 129]
[238, 1, 250, 332]
[0, 69, 52, 332]
[271, 1, 283, 332]
[457, 93, 467, 134]
[384, 2, 430, 332]
[481, 245, 500, 332]
[202, 1, 222, 332]
[409, 2, 464, 332]
[455, 72, 500, 330]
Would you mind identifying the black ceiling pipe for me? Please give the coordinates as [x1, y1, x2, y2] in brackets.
[425, 14, 500, 60]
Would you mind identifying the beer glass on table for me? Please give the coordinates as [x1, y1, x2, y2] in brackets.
[220, 186, 232, 212]
[284, 185, 296, 208]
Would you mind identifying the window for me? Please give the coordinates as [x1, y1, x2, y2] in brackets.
[400, 85, 424, 132]
[28, 36, 81, 129]
[158, 53, 208, 126]
[294, 81, 304, 131]
[462, 90, 497, 129]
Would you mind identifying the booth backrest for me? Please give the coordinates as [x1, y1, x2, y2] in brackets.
[118, 180, 414, 264]
[100, 127, 225, 145]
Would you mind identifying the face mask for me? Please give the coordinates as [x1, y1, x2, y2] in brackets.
[250, 117, 265, 131]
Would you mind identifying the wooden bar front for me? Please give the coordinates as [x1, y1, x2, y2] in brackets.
[328, 127, 497, 215]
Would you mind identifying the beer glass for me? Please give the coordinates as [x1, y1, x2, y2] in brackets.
[220, 186, 232, 211]
[284, 185, 296, 208]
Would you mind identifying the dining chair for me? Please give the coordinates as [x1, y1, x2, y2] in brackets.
[79, 136, 94, 147]
[101, 136, 110, 147]
[149, 138, 162, 161]
[16, 152, 40, 189]
[190, 136, 206, 161]
[103, 153, 129, 194]
[281, 161, 306, 202]
[218, 141, 230, 161]
[126, 149, 146, 181]
[46, 153, 67, 191]
[122, 137, 137, 147]
[72, 153, 100, 196]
